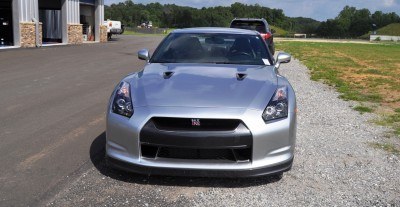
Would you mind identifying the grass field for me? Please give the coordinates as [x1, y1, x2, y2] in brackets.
[270, 25, 289, 37]
[376, 23, 400, 36]
[123, 28, 174, 36]
[277, 42, 400, 139]
[123, 30, 167, 36]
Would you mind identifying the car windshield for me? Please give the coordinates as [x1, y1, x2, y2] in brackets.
[230, 21, 267, 34]
[151, 33, 272, 65]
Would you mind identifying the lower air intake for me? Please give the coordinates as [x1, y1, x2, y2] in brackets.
[141, 144, 251, 163]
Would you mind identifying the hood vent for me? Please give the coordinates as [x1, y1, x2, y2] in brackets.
[236, 73, 247, 81]
[163, 71, 174, 79]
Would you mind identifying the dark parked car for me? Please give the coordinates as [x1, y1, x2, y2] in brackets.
[230, 18, 275, 55]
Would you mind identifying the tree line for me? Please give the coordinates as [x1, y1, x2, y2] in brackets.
[104, 1, 319, 34]
[317, 6, 400, 38]
[105, 1, 400, 37]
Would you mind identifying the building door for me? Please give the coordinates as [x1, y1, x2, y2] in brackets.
[0, 0, 13, 46]
[39, 0, 62, 44]
[80, 0, 96, 42]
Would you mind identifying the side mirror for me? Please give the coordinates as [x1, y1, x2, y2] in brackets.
[138, 49, 150, 61]
[271, 29, 276, 34]
[275, 52, 291, 69]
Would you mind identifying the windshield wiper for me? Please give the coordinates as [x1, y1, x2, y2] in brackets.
[153, 60, 173, 63]
[214, 62, 231, 64]
[202, 61, 232, 64]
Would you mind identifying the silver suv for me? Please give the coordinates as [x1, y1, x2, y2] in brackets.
[230, 18, 275, 55]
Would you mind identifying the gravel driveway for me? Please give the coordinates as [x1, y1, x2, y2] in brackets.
[45, 58, 400, 206]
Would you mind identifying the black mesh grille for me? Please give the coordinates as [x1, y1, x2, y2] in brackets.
[141, 144, 251, 162]
[141, 145, 158, 158]
[158, 147, 235, 161]
[152, 117, 240, 131]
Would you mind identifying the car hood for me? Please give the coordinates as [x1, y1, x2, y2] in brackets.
[131, 63, 277, 110]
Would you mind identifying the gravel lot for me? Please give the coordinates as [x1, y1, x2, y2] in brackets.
[45, 58, 400, 206]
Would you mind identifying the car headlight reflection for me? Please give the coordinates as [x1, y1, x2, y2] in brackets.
[262, 86, 288, 121]
[112, 81, 133, 118]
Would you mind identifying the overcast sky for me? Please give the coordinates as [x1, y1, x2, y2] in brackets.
[105, 0, 400, 21]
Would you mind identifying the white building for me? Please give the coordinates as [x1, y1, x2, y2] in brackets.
[0, 0, 106, 48]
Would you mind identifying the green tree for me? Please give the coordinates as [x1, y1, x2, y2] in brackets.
[104, 1, 399, 38]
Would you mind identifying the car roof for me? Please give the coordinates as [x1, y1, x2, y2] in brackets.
[232, 18, 265, 21]
[171, 27, 260, 35]
[231, 18, 269, 25]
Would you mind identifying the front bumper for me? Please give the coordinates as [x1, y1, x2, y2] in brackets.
[110, 28, 123, 34]
[107, 155, 293, 177]
[106, 105, 297, 177]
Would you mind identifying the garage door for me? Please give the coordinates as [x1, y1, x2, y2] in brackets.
[39, 0, 62, 43]
[0, 0, 13, 46]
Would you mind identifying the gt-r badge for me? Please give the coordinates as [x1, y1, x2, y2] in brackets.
[191, 119, 201, 126]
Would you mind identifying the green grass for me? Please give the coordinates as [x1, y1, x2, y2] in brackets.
[276, 41, 400, 139]
[270, 25, 289, 37]
[122, 30, 137, 35]
[123, 31, 167, 36]
[378, 23, 400, 36]
[123, 29, 172, 36]
[277, 42, 399, 104]
[277, 42, 400, 104]
[354, 106, 374, 114]
[376, 113, 400, 136]
[360, 23, 400, 39]
[362, 68, 385, 75]
[370, 142, 400, 155]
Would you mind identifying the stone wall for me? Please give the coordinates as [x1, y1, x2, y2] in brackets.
[68, 24, 83, 44]
[100, 25, 108, 43]
[20, 22, 42, 48]
[19, 23, 108, 47]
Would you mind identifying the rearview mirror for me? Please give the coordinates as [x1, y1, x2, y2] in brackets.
[275, 52, 291, 69]
[205, 37, 225, 44]
[138, 49, 150, 61]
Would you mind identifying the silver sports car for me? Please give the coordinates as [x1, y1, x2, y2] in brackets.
[106, 28, 296, 177]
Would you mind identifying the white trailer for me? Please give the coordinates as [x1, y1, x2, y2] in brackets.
[104, 19, 124, 40]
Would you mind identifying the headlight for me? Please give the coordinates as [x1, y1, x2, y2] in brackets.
[112, 81, 133, 118]
[262, 86, 288, 121]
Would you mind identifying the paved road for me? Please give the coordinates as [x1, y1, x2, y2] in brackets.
[0, 36, 163, 206]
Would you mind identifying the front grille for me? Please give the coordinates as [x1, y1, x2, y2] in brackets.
[152, 117, 240, 131]
[141, 144, 251, 163]
[140, 117, 253, 163]
[158, 147, 235, 160]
